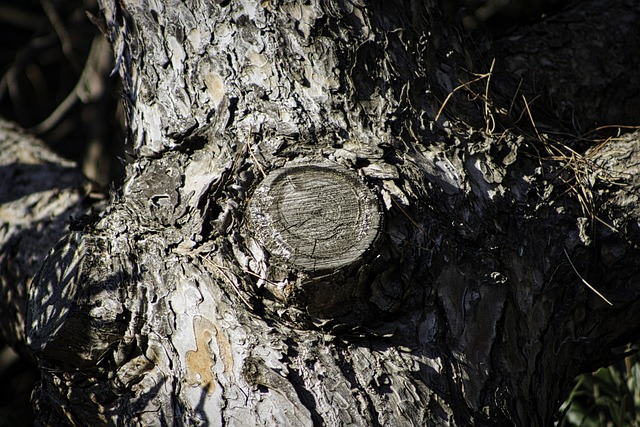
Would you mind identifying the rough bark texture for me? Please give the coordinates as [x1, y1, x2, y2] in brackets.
[1, 0, 640, 426]
[492, 0, 640, 131]
[0, 119, 91, 356]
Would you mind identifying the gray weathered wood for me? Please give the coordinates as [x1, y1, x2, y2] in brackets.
[1, 0, 640, 425]
[248, 161, 384, 322]
[248, 162, 381, 272]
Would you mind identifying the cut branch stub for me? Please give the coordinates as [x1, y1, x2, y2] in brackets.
[248, 163, 381, 274]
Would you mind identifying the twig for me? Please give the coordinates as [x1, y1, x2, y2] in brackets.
[563, 247, 613, 306]
[200, 256, 254, 309]
[246, 136, 267, 178]
[39, 0, 81, 70]
[508, 77, 523, 117]
[390, 197, 436, 245]
[30, 36, 111, 135]
[483, 58, 496, 134]
[522, 94, 543, 143]
[592, 124, 640, 133]
[435, 73, 490, 122]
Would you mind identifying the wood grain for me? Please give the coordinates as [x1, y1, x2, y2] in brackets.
[249, 163, 381, 273]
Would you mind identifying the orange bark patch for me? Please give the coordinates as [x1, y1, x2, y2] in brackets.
[185, 316, 216, 395]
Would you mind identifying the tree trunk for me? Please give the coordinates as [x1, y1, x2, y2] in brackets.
[2, 0, 640, 425]
[0, 119, 91, 357]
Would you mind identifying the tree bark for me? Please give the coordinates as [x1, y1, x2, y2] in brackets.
[2, 0, 640, 425]
[0, 119, 91, 357]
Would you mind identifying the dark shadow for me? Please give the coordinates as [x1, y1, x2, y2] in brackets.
[0, 163, 85, 204]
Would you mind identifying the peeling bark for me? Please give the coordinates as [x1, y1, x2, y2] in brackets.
[1, 0, 640, 425]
